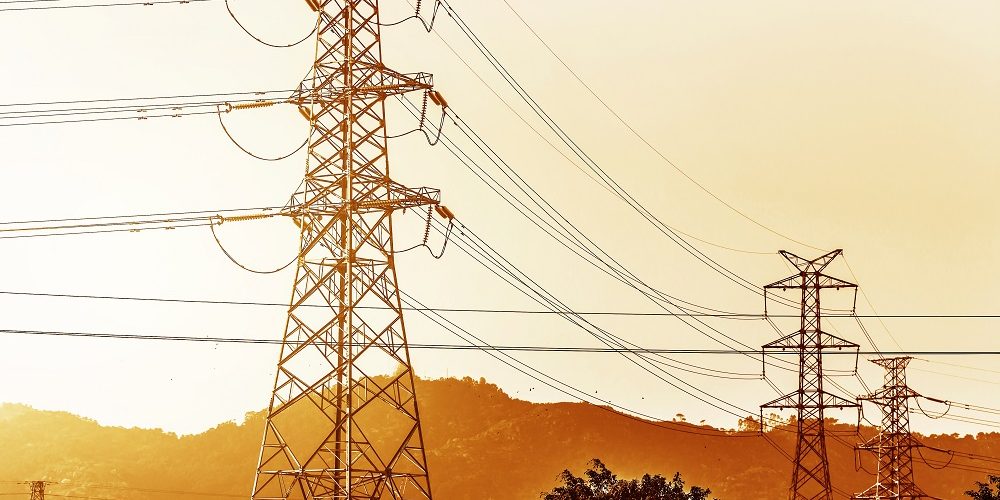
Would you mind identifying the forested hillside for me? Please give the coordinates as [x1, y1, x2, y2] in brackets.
[0, 377, 993, 499]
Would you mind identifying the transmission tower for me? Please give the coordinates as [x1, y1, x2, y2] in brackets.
[251, 1, 444, 498]
[854, 357, 928, 499]
[762, 250, 859, 500]
[22, 481, 50, 500]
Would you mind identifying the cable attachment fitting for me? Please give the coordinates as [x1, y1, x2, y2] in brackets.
[298, 105, 314, 122]
[416, 90, 449, 146]
[420, 206, 434, 246]
[232, 100, 277, 110]
[428, 90, 448, 109]
[419, 90, 430, 130]
[211, 213, 275, 225]
[434, 204, 455, 220]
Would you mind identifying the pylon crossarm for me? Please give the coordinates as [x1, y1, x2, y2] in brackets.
[860, 387, 920, 402]
[763, 331, 859, 350]
[281, 185, 440, 217]
[293, 71, 433, 102]
[815, 273, 857, 290]
[761, 390, 859, 411]
[780, 249, 843, 273]
[820, 391, 860, 409]
[761, 392, 799, 410]
[764, 274, 804, 290]
[765, 273, 857, 291]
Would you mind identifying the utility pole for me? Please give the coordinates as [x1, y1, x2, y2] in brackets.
[854, 357, 928, 499]
[251, 1, 442, 498]
[762, 250, 859, 500]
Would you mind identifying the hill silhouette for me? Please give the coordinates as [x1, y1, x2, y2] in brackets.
[0, 377, 994, 499]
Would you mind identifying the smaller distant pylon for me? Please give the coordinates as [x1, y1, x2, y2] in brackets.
[854, 357, 929, 499]
[22, 481, 52, 500]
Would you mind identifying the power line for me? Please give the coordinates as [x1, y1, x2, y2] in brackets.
[3, 326, 999, 356]
[0, 90, 294, 127]
[398, 95, 811, 377]
[0, 0, 214, 12]
[398, 291, 766, 438]
[427, 219, 771, 382]
[427, 0, 806, 305]
[495, 0, 823, 253]
[0, 89, 292, 108]
[3, 288, 997, 318]
[398, 95, 750, 318]
[223, 0, 316, 48]
[0, 206, 281, 226]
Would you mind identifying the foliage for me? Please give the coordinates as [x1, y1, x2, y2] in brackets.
[967, 475, 1000, 499]
[542, 459, 715, 500]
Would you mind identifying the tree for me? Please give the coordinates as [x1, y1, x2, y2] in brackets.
[543, 459, 715, 500]
[967, 475, 1000, 499]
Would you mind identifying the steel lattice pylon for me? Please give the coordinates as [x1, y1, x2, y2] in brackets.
[251, 1, 440, 498]
[25, 481, 47, 500]
[854, 357, 929, 500]
[762, 250, 859, 500]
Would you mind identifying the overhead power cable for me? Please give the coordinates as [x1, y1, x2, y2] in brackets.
[495, 0, 823, 252]
[398, 291, 768, 437]
[224, 0, 317, 48]
[433, 212, 800, 375]
[409, 13, 770, 257]
[394, 55, 809, 318]
[396, 95, 747, 317]
[426, 216, 824, 417]
[0, 207, 280, 240]
[0, 206, 280, 226]
[399, 91, 789, 322]
[0, 325, 813, 442]
[842, 254, 906, 352]
[1, 288, 993, 319]
[217, 109, 308, 162]
[428, 0, 813, 299]
[0, 90, 293, 108]
[422, 218, 771, 382]
[0, 0, 214, 12]
[0, 326, 994, 356]
[396, 95, 808, 376]
[0, 90, 294, 127]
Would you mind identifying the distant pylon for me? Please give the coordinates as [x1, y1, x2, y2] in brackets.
[250, 0, 444, 498]
[762, 250, 860, 500]
[22, 481, 50, 500]
[854, 357, 929, 499]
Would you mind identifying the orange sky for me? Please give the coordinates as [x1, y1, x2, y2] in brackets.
[0, 0, 998, 435]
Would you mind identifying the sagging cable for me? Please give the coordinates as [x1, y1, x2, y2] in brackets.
[209, 213, 298, 275]
[226, 0, 319, 48]
[395, 204, 454, 259]
[380, 0, 444, 31]
[217, 103, 308, 162]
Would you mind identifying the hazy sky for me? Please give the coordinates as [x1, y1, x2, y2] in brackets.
[0, 0, 998, 437]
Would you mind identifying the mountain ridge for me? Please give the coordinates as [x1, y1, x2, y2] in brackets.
[0, 376, 994, 499]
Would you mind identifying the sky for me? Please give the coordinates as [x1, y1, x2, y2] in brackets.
[0, 0, 998, 437]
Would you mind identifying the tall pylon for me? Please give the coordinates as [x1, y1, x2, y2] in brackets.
[251, 1, 442, 498]
[854, 357, 929, 499]
[762, 250, 859, 500]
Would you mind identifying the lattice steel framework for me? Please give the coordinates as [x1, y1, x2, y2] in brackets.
[25, 481, 47, 500]
[763, 250, 859, 500]
[854, 357, 928, 499]
[251, 1, 439, 498]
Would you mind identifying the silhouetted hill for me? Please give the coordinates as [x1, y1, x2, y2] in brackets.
[0, 377, 994, 499]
